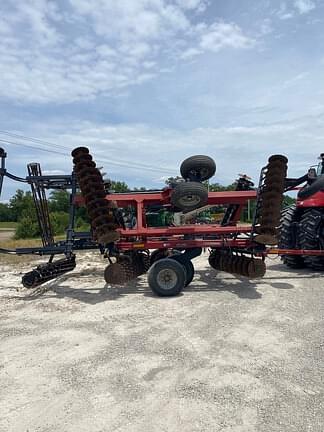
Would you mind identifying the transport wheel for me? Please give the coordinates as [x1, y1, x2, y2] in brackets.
[278, 205, 305, 268]
[148, 258, 186, 296]
[180, 155, 216, 181]
[136, 251, 151, 274]
[170, 255, 195, 286]
[208, 250, 221, 270]
[171, 181, 208, 211]
[150, 249, 168, 266]
[299, 209, 324, 270]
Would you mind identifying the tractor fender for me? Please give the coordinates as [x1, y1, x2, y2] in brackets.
[297, 176, 324, 200]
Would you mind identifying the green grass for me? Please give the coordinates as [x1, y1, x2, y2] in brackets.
[0, 221, 18, 229]
[0, 236, 66, 264]
[0, 238, 42, 264]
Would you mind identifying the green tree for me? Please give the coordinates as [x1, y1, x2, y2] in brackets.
[9, 189, 35, 221]
[15, 216, 39, 239]
[110, 181, 130, 192]
[133, 186, 147, 191]
[50, 211, 69, 235]
[75, 205, 89, 223]
[0, 203, 13, 221]
[164, 176, 183, 186]
[49, 190, 70, 212]
[282, 195, 296, 208]
[209, 182, 236, 192]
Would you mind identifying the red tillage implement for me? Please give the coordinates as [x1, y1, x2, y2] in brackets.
[1, 145, 314, 297]
[74, 189, 256, 250]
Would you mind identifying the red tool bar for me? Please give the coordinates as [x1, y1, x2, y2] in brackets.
[117, 238, 252, 250]
[267, 248, 324, 256]
[107, 190, 257, 206]
[118, 224, 252, 238]
[74, 189, 257, 207]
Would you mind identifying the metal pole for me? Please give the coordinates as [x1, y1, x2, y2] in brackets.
[0, 148, 7, 197]
[65, 171, 77, 255]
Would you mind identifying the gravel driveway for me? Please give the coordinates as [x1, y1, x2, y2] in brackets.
[0, 252, 323, 432]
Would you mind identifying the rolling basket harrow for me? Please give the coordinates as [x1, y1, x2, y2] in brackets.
[1, 145, 319, 297]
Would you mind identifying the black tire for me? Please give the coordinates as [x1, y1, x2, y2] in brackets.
[170, 255, 195, 286]
[137, 251, 150, 274]
[297, 177, 324, 199]
[150, 249, 168, 266]
[171, 181, 208, 211]
[279, 205, 305, 268]
[180, 155, 216, 181]
[299, 208, 324, 270]
[148, 258, 186, 296]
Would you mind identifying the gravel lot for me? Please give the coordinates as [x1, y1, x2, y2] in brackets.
[0, 252, 323, 432]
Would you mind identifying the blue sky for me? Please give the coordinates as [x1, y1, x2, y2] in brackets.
[0, 0, 324, 201]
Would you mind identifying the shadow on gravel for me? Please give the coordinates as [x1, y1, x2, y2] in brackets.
[268, 263, 321, 276]
[187, 269, 262, 299]
[14, 272, 153, 304]
[267, 282, 294, 289]
[14, 266, 263, 303]
[14, 260, 320, 304]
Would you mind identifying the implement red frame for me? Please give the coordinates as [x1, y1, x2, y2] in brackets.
[75, 188, 324, 255]
[75, 188, 257, 250]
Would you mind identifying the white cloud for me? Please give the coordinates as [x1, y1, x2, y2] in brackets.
[277, 3, 295, 19]
[200, 22, 255, 52]
[175, 0, 208, 12]
[278, 0, 316, 19]
[294, 0, 316, 14]
[180, 47, 202, 59]
[259, 18, 273, 35]
[181, 21, 255, 59]
[0, 1, 255, 104]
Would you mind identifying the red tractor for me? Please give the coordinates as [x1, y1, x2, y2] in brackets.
[279, 153, 324, 270]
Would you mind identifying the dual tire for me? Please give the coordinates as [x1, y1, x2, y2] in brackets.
[299, 209, 324, 270]
[171, 155, 216, 212]
[171, 181, 208, 211]
[148, 257, 194, 296]
[279, 205, 324, 270]
[279, 205, 304, 268]
[180, 155, 216, 182]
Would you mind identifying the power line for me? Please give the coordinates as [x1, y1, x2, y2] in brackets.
[0, 138, 176, 175]
[0, 138, 66, 156]
[0, 130, 177, 174]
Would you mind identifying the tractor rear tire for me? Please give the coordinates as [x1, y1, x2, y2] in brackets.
[279, 205, 305, 268]
[180, 155, 216, 181]
[299, 208, 324, 270]
[171, 181, 208, 211]
[148, 258, 186, 296]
